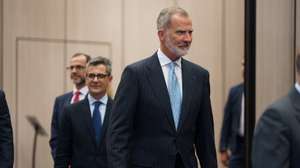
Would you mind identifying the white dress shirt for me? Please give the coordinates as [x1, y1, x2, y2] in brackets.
[71, 86, 88, 104]
[157, 48, 183, 95]
[239, 93, 245, 136]
[295, 82, 300, 94]
[88, 94, 108, 123]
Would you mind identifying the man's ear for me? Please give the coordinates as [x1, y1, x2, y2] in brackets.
[108, 76, 113, 82]
[158, 30, 165, 41]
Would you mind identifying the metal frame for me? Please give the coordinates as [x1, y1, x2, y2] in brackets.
[244, 0, 256, 167]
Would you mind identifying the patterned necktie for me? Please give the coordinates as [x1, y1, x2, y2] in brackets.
[73, 91, 81, 103]
[167, 62, 182, 129]
[93, 101, 102, 144]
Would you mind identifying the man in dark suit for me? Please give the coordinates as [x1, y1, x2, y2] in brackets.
[54, 56, 113, 168]
[219, 83, 244, 168]
[0, 89, 14, 168]
[107, 7, 217, 168]
[252, 54, 300, 168]
[49, 53, 91, 159]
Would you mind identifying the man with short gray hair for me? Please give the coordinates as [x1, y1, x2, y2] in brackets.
[107, 6, 217, 168]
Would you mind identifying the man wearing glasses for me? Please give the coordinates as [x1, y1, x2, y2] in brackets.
[49, 53, 91, 160]
[55, 56, 113, 168]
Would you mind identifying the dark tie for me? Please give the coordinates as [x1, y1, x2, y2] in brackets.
[93, 101, 102, 144]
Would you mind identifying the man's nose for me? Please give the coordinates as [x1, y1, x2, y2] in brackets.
[183, 32, 192, 42]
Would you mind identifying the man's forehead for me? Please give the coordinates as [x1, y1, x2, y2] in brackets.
[171, 13, 191, 22]
[175, 26, 193, 31]
[70, 56, 87, 64]
[169, 15, 192, 28]
[87, 64, 106, 71]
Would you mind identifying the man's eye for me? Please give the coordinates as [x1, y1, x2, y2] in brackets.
[176, 31, 185, 35]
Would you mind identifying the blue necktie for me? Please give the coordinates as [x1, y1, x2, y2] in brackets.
[93, 101, 102, 144]
[167, 62, 182, 129]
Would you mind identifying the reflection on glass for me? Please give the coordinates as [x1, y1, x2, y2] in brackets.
[252, 54, 300, 168]
[219, 61, 245, 168]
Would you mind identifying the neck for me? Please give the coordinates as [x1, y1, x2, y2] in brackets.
[75, 83, 85, 90]
[90, 92, 105, 100]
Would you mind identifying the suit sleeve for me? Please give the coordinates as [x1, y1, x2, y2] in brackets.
[194, 72, 217, 168]
[107, 66, 138, 168]
[49, 97, 59, 159]
[0, 90, 14, 168]
[252, 108, 290, 168]
[219, 88, 234, 152]
[54, 106, 72, 168]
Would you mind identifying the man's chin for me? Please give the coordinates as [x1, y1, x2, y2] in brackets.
[89, 88, 103, 93]
[89, 90, 105, 98]
[175, 49, 188, 57]
[73, 79, 85, 85]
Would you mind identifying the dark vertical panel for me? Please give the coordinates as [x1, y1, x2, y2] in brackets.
[0, 0, 3, 88]
[244, 0, 256, 167]
[294, 0, 298, 81]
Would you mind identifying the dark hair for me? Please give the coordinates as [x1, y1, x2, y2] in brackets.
[87, 56, 112, 76]
[72, 53, 91, 63]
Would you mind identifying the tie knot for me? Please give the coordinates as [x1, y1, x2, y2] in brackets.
[94, 101, 101, 108]
[169, 62, 176, 71]
[75, 90, 81, 96]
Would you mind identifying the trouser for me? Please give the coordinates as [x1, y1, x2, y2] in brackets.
[229, 135, 245, 168]
[175, 153, 185, 168]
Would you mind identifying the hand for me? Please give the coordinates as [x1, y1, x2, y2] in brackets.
[220, 151, 229, 167]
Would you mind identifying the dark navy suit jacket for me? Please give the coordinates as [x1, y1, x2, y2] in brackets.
[49, 91, 73, 159]
[252, 87, 300, 168]
[220, 83, 243, 153]
[0, 90, 14, 168]
[55, 97, 112, 168]
[107, 53, 217, 168]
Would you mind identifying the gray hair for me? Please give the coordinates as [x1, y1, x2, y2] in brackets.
[87, 56, 112, 76]
[156, 6, 189, 30]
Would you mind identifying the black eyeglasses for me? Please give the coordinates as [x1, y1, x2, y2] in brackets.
[66, 65, 86, 71]
[87, 73, 109, 80]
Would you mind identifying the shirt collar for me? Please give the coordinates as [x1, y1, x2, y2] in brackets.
[88, 93, 108, 106]
[73, 86, 88, 95]
[157, 48, 182, 68]
[295, 82, 300, 94]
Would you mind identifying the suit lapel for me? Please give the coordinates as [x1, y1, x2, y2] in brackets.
[145, 54, 176, 131]
[177, 59, 194, 130]
[64, 92, 73, 106]
[97, 97, 112, 146]
[80, 98, 98, 147]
